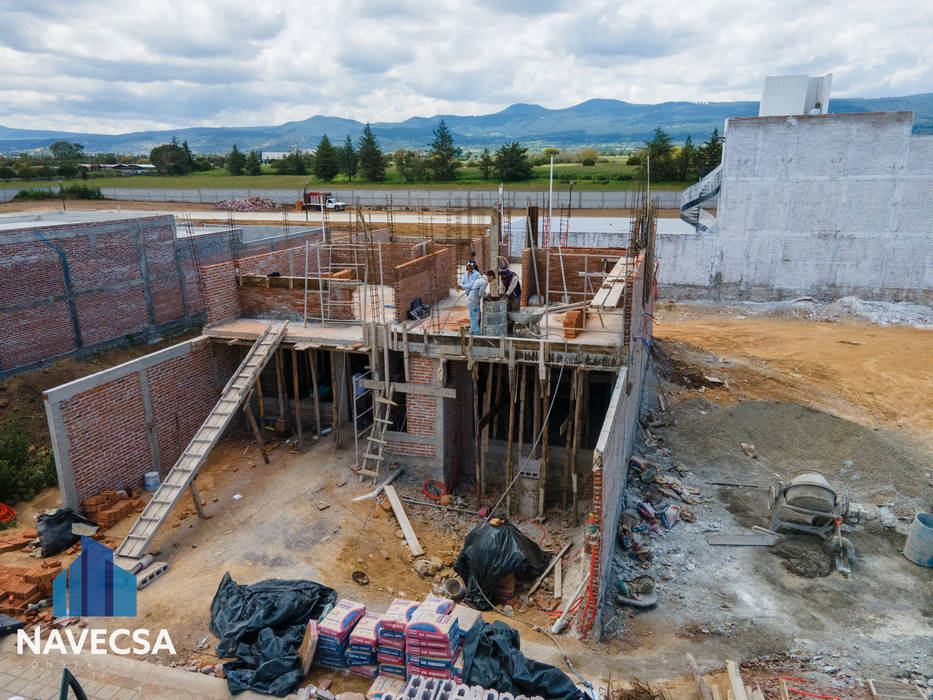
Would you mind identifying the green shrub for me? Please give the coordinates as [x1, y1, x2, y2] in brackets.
[11, 188, 55, 201]
[0, 421, 56, 506]
[63, 184, 104, 199]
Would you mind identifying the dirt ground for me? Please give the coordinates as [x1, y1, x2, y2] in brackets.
[599, 305, 933, 685]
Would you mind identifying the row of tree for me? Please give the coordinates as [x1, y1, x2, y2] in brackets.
[633, 127, 723, 182]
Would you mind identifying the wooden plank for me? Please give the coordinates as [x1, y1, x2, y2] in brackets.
[308, 349, 321, 439]
[553, 551, 563, 599]
[708, 533, 780, 546]
[504, 365, 517, 517]
[686, 653, 713, 700]
[359, 379, 456, 399]
[590, 258, 627, 307]
[726, 660, 749, 700]
[292, 348, 302, 448]
[602, 280, 626, 309]
[383, 485, 424, 556]
[526, 542, 572, 598]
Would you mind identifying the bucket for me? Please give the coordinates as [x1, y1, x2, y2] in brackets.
[143, 471, 160, 492]
[903, 512, 933, 567]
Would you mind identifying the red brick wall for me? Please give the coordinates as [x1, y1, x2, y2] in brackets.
[393, 248, 454, 322]
[386, 356, 438, 459]
[520, 246, 628, 306]
[238, 271, 355, 321]
[201, 261, 240, 325]
[47, 338, 240, 507]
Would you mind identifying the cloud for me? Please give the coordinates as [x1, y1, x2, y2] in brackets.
[0, 0, 930, 135]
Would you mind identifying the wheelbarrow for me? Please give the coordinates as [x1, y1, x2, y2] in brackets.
[507, 308, 546, 337]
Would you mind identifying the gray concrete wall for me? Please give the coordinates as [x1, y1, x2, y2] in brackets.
[1, 187, 685, 209]
[658, 112, 933, 302]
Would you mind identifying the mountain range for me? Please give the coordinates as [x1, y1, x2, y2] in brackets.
[2, 94, 931, 155]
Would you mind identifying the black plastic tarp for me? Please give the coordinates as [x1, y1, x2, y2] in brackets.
[453, 520, 550, 610]
[209, 573, 337, 696]
[37, 508, 96, 557]
[463, 620, 585, 700]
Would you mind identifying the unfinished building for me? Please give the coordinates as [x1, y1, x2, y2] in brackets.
[41, 203, 657, 637]
[0, 211, 324, 376]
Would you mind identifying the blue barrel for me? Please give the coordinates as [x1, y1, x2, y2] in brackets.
[903, 512, 933, 567]
[144, 471, 160, 492]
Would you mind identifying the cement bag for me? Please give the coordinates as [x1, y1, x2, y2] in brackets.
[453, 520, 549, 610]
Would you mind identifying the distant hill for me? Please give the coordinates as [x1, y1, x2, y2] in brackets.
[2, 94, 930, 155]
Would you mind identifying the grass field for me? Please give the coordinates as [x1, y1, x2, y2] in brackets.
[1, 159, 690, 191]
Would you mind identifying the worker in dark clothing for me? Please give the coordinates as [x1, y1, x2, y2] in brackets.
[498, 267, 522, 312]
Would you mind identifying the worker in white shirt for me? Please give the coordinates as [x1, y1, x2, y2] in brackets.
[458, 260, 481, 292]
[467, 270, 495, 334]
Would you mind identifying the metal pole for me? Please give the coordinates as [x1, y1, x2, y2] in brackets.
[303, 241, 309, 327]
[316, 245, 325, 326]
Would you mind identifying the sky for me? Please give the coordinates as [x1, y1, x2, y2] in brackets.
[1, 0, 931, 134]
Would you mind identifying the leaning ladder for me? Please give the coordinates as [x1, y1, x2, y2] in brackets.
[358, 385, 396, 483]
[115, 321, 289, 560]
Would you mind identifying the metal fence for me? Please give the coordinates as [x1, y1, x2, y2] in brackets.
[1, 186, 685, 209]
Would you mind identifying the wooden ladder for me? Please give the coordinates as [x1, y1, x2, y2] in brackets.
[115, 321, 289, 561]
[358, 385, 396, 482]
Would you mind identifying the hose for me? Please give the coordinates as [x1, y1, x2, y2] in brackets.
[0, 502, 16, 525]
[422, 479, 446, 500]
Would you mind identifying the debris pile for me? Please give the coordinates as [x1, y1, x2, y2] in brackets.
[216, 196, 279, 211]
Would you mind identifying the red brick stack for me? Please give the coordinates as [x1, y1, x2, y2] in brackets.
[83, 491, 139, 529]
[563, 309, 584, 339]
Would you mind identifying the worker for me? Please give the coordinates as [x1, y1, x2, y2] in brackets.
[457, 260, 481, 292]
[467, 270, 492, 334]
[498, 266, 522, 312]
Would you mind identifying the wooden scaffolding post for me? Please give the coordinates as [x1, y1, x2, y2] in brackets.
[189, 479, 206, 519]
[274, 350, 288, 430]
[532, 376, 541, 459]
[562, 370, 577, 510]
[472, 363, 481, 504]
[256, 375, 265, 426]
[330, 351, 341, 443]
[517, 365, 527, 463]
[492, 362, 504, 439]
[571, 369, 585, 525]
[243, 390, 270, 464]
[292, 348, 303, 448]
[504, 364, 517, 517]
[308, 349, 321, 440]
[538, 367, 550, 519]
[480, 364, 492, 501]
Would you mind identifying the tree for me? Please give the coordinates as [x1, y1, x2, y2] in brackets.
[56, 164, 78, 179]
[395, 150, 428, 182]
[580, 147, 599, 166]
[339, 135, 358, 181]
[312, 135, 340, 181]
[493, 142, 533, 181]
[0, 165, 14, 180]
[542, 147, 559, 159]
[16, 164, 35, 180]
[49, 141, 84, 162]
[226, 145, 247, 176]
[36, 165, 55, 178]
[193, 155, 214, 171]
[150, 142, 194, 175]
[272, 151, 309, 175]
[181, 141, 195, 172]
[357, 123, 386, 181]
[675, 135, 698, 181]
[245, 150, 262, 176]
[639, 127, 676, 181]
[427, 119, 460, 181]
[698, 128, 723, 176]
[479, 148, 493, 180]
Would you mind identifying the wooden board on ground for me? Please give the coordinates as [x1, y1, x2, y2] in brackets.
[869, 680, 926, 700]
[383, 485, 424, 556]
[726, 660, 749, 700]
[708, 533, 780, 546]
[526, 542, 572, 598]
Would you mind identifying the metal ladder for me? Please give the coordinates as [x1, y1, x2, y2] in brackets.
[115, 321, 289, 560]
[357, 385, 396, 482]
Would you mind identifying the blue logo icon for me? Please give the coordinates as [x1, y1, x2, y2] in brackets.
[53, 536, 136, 617]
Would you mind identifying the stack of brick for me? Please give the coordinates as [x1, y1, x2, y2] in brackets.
[83, 491, 139, 529]
[0, 528, 37, 553]
[23, 561, 63, 597]
[0, 564, 46, 614]
[563, 309, 584, 339]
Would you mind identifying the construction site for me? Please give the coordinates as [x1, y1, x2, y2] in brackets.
[0, 79, 932, 700]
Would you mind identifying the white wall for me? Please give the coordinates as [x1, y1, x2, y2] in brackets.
[658, 111, 933, 303]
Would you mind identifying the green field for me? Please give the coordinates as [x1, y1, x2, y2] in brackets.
[1, 159, 689, 192]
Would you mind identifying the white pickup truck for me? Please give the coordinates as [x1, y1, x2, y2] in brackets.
[301, 191, 347, 211]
